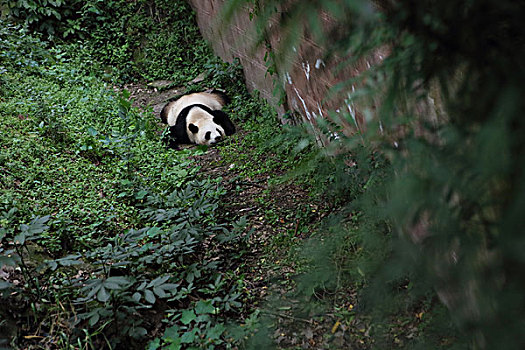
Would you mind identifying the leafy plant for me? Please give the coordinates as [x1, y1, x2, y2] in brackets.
[222, 0, 525, 348]
[0, 20, 258, 348]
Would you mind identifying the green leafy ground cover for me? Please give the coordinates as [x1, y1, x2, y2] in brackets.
[0, 12, 321, 347]
[0, 21, 263, 348]
[0, 14, 456, 350]
[3, 0, 524, 349]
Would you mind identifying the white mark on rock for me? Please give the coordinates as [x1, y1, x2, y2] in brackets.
[294, 87, 312, 121]
[302, 62, 311, 80]
[285, 72, 293, 85]
[317, 102, 324, 118]
[315, 58, 325, 69]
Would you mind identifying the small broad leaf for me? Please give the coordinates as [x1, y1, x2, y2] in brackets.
[107, 276, 129, 284]
[13, 233, 26, 245]
[160, 283, 179, 293]
[144, 289, 156, 304]
[87, 126, 98, 136]
[163, 325, 180, 341]
[166, 340, 182, 350]
[104, 282, 123, 290]
[132, 292, 141, 302]
[23, 215, 50, 236]
[136, 190, 148, 199]
[82, 280, 102, 300]
[180, 310, 196, 325]
[153, 287, 167, 298]
[180, 329, 197, 343]
[104, 276, 130, 290]
[130, 326, 147, 339]
[97, 286, 110, 302]
[195, 300, 215, 315]
[195, 314, 210, 324]
[89, 312, 100, 327]
[47, 260, 58, 271]
[0, 252, 20, 266]
[146, 227, 162, 237]
[137, 281, 147, 290]
[207, 323, 226, 340]
[147, 338, 161, 350]
[148, 275, 170, 288]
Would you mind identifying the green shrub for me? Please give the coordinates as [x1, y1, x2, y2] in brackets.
[222, 0, 525, 348]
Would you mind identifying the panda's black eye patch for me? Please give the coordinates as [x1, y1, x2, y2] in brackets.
[189, 123, 199, 134]
[205, 131, 211, 140]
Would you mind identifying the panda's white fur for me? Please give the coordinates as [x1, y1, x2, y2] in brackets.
[160, 91, 235, 146]
[164, 92, 224, 126]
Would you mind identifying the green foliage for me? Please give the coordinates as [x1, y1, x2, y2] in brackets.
[0, 24, 251, 348]
[0, 0, 74, 35]
[1, 0, 210, 82]
[203, 57, 246, 91]
[223, 0, 525, 348]
[219, 92, 300, 180]
[0, 23, 52, 73]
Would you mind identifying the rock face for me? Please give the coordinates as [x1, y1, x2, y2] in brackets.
[187, 0, 390, 144]
[187, 1, 444, 146]
[188, 1, 282, 112]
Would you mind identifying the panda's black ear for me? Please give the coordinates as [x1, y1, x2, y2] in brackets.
[188, 123, 199, 134]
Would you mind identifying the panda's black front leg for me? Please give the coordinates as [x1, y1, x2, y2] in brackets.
[166, 137, 181, 150]
[211, 110, 236, 136]
[162, 126, 181, 150]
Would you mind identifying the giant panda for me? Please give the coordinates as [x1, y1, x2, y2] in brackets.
[160, 90, 236, 146]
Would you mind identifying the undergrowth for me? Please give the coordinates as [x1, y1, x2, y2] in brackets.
[0, 23, 258, 349]
[1, 0, 210, 82]
[222, 0, 525, 348]
[4, 0, 523, 348]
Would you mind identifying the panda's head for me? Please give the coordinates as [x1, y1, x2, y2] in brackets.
[187, 109, 225, 146]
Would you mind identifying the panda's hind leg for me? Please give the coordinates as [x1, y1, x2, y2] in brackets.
[206, 89, 231, 106]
